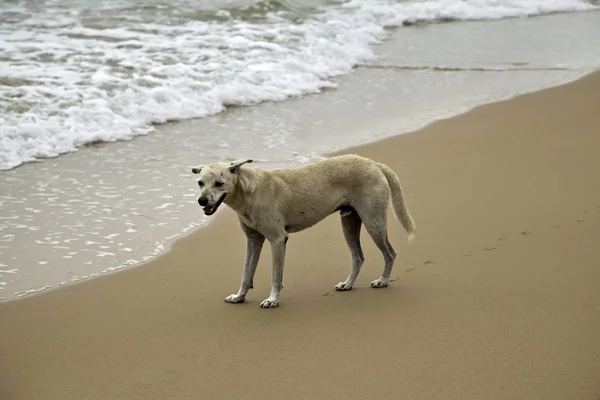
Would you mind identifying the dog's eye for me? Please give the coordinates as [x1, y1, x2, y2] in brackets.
[198, 181, 204, 188]
[215, 181, 224, 188]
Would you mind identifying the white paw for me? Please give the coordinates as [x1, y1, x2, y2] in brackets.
[260, 298, 279, 308]
[370, 279, 388, 288]
[335, 282, 353, 291]
[224, 294, 245, 303]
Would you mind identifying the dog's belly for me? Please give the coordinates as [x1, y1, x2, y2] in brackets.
[284, 205, 351, 234]
[284, 220, 319, 233]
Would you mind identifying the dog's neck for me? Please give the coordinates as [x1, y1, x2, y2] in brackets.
[224, 166, 262, 216]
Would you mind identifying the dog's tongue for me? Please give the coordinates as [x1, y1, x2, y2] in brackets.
[203, 205, 214, 215]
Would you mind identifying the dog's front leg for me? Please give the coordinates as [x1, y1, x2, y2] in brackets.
[260, 236, 287, 308]
[225, 229, 265, 304]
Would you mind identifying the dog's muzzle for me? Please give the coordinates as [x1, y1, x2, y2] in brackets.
[199, 193, 226, 216]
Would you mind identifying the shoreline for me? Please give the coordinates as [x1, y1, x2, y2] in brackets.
[1, 65, 592, 174]
[0, 67, 596, 304]
[0, 68, 594, 304]
[1, 68, 599, 400]
[4, 8, 600, 300]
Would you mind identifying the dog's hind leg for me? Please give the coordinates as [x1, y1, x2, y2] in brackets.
[225, 223, 265, 304]
[335, 209, 365, 291]
[361, 210, 397, 289]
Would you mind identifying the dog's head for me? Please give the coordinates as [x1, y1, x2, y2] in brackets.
[191, 159, 253, 216]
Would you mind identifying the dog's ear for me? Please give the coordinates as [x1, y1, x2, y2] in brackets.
[229, 159, 253, 173]
[191, 165, 205, 174]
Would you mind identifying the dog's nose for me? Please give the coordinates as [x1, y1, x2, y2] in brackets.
[198, 197, 208, 207]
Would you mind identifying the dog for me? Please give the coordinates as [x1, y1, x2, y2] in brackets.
[192, 154, 416, 308]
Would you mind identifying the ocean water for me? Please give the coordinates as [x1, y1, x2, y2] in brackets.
[1, 0, 598, 170]
[1, 0, 599, 300]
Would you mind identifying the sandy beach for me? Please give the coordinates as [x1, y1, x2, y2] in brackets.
[1, 71, 600, 399]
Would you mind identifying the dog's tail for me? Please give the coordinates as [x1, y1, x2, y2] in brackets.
[378, 163, 416, 243]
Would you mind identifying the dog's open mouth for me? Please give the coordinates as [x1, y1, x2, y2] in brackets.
[202, 193, 226, 216]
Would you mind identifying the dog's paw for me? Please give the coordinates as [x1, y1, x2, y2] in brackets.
[370, 279, 388, 288]
[224, 294, 245, 303]
[335, 282, 353, 291]
[260, 298, 279, 308]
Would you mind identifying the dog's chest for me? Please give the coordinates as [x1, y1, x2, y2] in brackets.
[238, 212, 256, 230]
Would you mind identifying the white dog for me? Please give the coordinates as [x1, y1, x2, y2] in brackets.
[192, 154, 415, 308]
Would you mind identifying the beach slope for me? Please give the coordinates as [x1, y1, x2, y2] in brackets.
[1, 72, 600, 400]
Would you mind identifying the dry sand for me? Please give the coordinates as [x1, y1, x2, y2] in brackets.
[1, 72, 600, 400]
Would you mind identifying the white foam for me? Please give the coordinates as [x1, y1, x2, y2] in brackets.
[14, 285, 51, 297]
[0, 0, 596, 170]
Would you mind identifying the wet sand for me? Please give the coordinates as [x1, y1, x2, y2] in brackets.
[1, 72, 600, 399]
